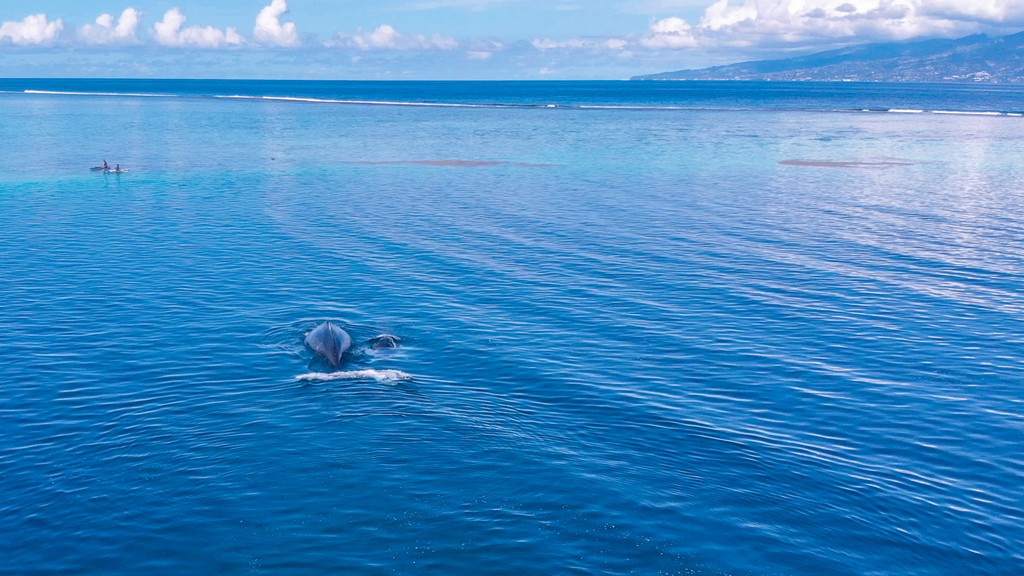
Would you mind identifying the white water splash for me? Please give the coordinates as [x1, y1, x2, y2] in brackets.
[296, 369, 413, 383]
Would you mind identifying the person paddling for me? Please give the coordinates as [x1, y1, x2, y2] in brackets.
[103, 160, 109, 170]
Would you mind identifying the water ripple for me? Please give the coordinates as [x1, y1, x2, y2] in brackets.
[1, 90, 1022, 576]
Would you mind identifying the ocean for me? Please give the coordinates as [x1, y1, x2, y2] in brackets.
[0, 79, 1021, 575]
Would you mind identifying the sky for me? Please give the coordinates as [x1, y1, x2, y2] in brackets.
[1, 1, 1022, 79]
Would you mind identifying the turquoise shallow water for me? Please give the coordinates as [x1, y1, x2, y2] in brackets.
[1, 81, 1023, 575]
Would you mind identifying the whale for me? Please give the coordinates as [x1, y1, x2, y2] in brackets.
[304, 321, 352, 368]
[369, 334, 401, 350]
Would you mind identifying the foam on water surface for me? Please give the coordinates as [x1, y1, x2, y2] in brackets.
[296, 369, 414, 383]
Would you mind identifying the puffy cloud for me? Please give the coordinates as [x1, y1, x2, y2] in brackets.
[78, 8, 141, 45]
[253, 0, 299, 47]
[357, 24, 404, 49]
[922, 0, 1024, 24]
[641, 16, 699, 48]
[0, 13, 63, 46]
[330, 25, 459, 51]
[533, 0, 1024, 57]
[153, 8, 244, 48]
[695, 0, 1024, 44]
[699, 0, 756, 32]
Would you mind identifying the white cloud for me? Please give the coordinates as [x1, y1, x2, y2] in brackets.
[0, 13, 63, 46]
[641, 16, 699, 48]
[153, 8, 244, 48]
[357, 24, 404, 49]
[253, 0, 299, 47]
[533, 38, 586, 50]
[533, 37, 629, 50]
[532, 0, 1024, 57]
[921, 0, 1024, 24]
[79, 8, 141, 45]
[330, 24, 459, 50]
[695, 0, 1024, 44]
[700, 0, 756, 32]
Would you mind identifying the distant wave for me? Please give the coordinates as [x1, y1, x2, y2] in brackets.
[876, 108, 1020, 117]
[23, 89, 176, 98]
[215, 94, 500, 108]
[932, 110, 1003, 116]
[218, 96, 710, 111]
[296, 369, 413, 383]
[9, 88, 1023, 117]
[578, 104, 686, 110]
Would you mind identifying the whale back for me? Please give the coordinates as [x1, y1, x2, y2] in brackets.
[305, 321, 352, 368]
[369, 334, 401, 350]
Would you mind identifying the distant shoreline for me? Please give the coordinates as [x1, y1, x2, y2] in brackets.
[632, 31, 1024, 84]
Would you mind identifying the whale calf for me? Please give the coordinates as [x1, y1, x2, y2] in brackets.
[305, 321, 352, 368]
[369, 334, 401, 350]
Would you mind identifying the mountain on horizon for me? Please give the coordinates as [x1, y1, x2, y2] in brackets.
[632, 32, 1024, 83]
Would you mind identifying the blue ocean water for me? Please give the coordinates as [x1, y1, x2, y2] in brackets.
[1, 80, 1022, 575]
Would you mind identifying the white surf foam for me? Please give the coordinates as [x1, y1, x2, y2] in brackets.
[578, 104, 685, 110]
[932, 110, 1002, 116]
[24, 90, 174, 98]
[296, 369, 413, 383]
[225, 95, 492, 108]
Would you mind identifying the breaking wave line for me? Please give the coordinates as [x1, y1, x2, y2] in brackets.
[24, 90, 176, 98]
